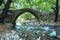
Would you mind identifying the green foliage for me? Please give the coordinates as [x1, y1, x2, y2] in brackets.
[0, 0, 60, 11]
[10, 0, 59, 12]
[16, 12, 35, 22]
[0, 0, 60, 12]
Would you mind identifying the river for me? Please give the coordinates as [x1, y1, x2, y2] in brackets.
[0, 22, 60, 40]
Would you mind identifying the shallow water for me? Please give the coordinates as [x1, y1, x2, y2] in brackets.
[0, 22, 60, 40]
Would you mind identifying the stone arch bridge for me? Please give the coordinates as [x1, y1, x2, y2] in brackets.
[2, 8, 56, 26]
[0, 8, 57, 25]
[0, 8, 60, 28]
[5, 8, 42, 24]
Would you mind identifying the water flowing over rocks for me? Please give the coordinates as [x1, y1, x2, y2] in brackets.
[0, 22, 60, 40]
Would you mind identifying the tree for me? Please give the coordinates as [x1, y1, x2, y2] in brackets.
[0, 0, 12, 23]
[54, 0, 59, 22]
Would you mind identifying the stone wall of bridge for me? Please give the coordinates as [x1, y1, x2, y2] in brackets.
[4, 8, 42, 23]
[0, 8, 60, 28]
[3, 8, 55, 23]
[0, 8, 59, 24]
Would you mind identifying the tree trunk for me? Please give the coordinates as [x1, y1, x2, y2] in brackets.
[0, 0, 12, 23]
[54, 0, 59, 22]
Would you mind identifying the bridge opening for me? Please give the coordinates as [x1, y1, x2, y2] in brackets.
[15, 12, 39, 27]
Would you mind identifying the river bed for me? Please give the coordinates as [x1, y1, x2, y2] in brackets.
[0, 22, 60, 40]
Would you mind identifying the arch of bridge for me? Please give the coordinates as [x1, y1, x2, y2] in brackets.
[7, 8, 41, 27]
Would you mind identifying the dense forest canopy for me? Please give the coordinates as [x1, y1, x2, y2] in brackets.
[0, 0, 60, 12]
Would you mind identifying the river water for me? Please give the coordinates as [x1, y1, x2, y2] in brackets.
[0, 22, 60, 40]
